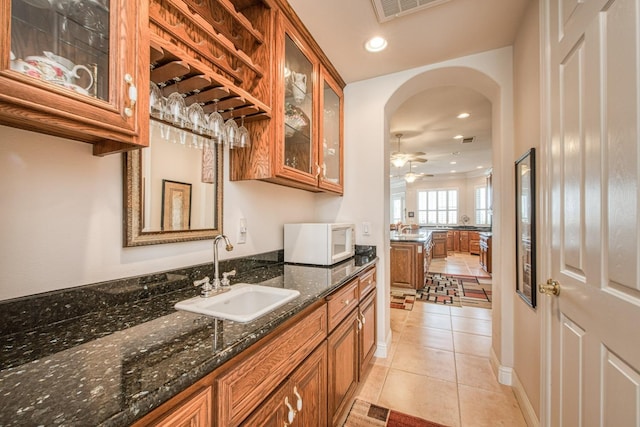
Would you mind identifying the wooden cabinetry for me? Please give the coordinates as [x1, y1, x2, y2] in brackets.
[152, 387, 212, 427]
[242, 342, 327, 427]
[390, 240, 430, 289]
[447, 230, 480, 254]
[214, 303, 327, 426]
[469, 231, 480, 255]
[459, 231, 469, 252]
[230, 2, 345, 194]
[327, 266, 377, 426]
[432, 232, 448, 259]
[327, 309, 359, 426]
[479, 233, 492, 273]
[390, 242, 417, 289]
[1, 0, 149, 155]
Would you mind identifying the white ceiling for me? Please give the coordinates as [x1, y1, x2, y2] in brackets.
[286, 0, 530, 180]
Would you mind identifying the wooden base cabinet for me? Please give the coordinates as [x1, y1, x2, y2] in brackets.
[479, 234, 492, 273]
[469, 232, 480, 255]
[327, 265, 377, 426]
[390, 242, 418, 289]
[153, 387, 212, 427]
[327, 310, 359, 426]
[242, 342, 327, 427]
[432, 232, 448, 259]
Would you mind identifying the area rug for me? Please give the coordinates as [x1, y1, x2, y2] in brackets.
[390, 288, 415, 311]
[416, 274, 492, 309]
[343, 398, 448, 427]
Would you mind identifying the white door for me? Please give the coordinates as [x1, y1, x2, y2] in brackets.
[545, 0, 640, 425]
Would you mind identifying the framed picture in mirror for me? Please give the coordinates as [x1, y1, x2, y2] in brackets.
[161, 180, 191, 231]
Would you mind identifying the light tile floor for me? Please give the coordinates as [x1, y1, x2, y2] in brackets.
[356, 253, 526, 427]
[429, 252, 489, 277]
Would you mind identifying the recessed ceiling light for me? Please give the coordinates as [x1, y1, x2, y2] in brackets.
[450, 161, 457, 165]
[453, 135, 464, 140]
[365, 36, 387, 52]
[457, 113, 470, 119]
[477, 166, 483, 169]
[450, 170, 456, 173]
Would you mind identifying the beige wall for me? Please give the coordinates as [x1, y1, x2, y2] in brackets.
[512, 0, 541, 420]
[0, 125, 320, 300]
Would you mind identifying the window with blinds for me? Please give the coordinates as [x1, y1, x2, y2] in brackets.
[475, 186, 489, 225]
[417, 189, 458, 225]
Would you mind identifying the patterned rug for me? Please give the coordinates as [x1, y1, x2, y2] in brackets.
[343, 398, 448, 427]
[390, 288, 415, 311]
[416, 274, 492, 309]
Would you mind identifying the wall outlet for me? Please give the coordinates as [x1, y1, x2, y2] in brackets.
[237, 218, 247, 244]
[362, 222, 371, 236]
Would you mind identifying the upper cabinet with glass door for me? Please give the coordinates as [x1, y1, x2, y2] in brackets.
[318, 67, 343, 193]
[0, 0, 148, 155]
[229, 3, 345, 194]
[277, 23, 318, 188]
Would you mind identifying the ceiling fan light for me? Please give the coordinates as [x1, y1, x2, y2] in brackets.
[392, 157, 407, 168]
[404, 172, 417, 183]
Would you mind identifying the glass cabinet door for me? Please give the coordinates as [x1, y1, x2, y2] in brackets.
[319, 71, 343, 192]
[282, 31, 315, 179]
[10, 0, 110, 99]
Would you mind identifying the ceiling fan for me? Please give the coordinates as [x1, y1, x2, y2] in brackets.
[390, 161, 434, 182]
[390, 133, 426, 168]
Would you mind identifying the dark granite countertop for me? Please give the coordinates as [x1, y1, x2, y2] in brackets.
[0, 253, 377, 426]
[390, 230, 431, 242]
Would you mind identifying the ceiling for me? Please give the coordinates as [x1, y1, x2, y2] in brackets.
[286, 0, 530, 180]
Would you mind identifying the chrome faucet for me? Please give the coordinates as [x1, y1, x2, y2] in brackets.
[212, 234, 234, 290]
[398, 225, 412, 234]
[193, 234, 235, 297]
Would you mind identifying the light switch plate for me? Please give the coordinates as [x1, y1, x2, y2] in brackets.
[237, 218, 247, 244]
[362, 222, 371, 236]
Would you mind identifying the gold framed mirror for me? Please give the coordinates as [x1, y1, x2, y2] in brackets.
[124, 128, 223, 246]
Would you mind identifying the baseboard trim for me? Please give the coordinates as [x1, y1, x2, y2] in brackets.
[490, 348, 513, 385]
[374, 330, 393, 358]
[512, 371, 540, 427]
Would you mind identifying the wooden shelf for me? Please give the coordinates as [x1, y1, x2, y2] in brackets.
[149, 36, 270, 122]
[150, 0, 266, 88]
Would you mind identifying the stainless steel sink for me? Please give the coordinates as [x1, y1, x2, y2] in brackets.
[174, 284, 300, 322]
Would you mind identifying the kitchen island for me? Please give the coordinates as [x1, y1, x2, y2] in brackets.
[0, 252, 377, 426]
[390, 231, 432, 290]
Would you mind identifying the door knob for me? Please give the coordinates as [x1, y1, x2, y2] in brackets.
[539, 278, 560, 296]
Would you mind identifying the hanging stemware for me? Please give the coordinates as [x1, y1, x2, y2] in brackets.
[207, 99, 225, 144]
[237, 116, 251, 148]
[224, 108, 239, 147]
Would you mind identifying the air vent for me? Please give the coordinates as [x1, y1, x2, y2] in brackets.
[371, 0, 451, 23]
[461, 137, 475, 144]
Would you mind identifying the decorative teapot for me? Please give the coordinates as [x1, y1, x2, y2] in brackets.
[22, 51, 94, 95]
[291, 71, 307, 104]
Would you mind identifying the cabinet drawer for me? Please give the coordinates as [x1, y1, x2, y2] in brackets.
[326, 278, 359, 332]
[153, 387, 212, 427]
[358, 266, 376, 300]
[214, 303, 327, 426]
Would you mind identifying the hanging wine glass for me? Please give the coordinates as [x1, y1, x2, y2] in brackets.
[224, 108, 239, 148]
[237, 115, 251, 148]
[207, 99, 224, 144]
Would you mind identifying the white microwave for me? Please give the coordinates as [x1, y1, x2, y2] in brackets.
[284, 223, 356, 265]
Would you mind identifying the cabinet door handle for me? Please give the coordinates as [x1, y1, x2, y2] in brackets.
[342, 299, 350, 306]
[315, 163, 321, 178]
[124, 73, 137, 118]
[357, 317, 363, 331]
[360, 312, 366, 325]
[284, 396, 296, 424]
[293, 386, 303, 411]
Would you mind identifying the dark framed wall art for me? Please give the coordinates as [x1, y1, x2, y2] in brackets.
[515, 148, 536, 308]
